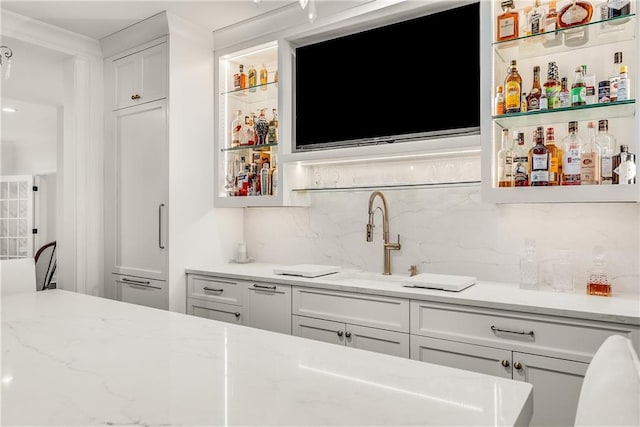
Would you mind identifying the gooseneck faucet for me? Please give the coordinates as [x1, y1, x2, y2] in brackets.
[366, 191, 401, 275]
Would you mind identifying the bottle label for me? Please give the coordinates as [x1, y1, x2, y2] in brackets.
[505, 82, 521, 111]
[601, 151, 613, 179]
[513, 156, 529, 186]
[571, 86, 586, 105]
[563, 148, 581, 183]
[532, 153, 548, 170]
[498, 16, 516, 39]
[615, 159, 637, 184]
[617, 78, 630, 101]
[531, 170, 549, 184]
[581, 153, 598, 184]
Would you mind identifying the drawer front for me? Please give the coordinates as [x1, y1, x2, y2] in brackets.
[292, 315, 345, 346]
[293, 287, 409, 333]
[347, 324, 410, 358]
[245, 282, 292, 335]
[187, 275, 243, 306]
[411, 300, 638, 362]
[187, 298, 244, 326]
[114, 274, 168, 310]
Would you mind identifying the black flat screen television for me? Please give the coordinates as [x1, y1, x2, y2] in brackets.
[294, 1, 480, 152]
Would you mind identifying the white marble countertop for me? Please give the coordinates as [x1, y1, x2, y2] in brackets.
[2, 289, 533, 426]
[186, 263, 640, 326]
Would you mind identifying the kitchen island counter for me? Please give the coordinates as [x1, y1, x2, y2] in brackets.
[2, 289, 532, 426]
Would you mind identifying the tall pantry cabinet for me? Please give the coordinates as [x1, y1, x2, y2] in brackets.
[102, 12, 217, 312]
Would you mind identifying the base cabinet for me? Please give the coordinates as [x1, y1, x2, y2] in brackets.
[113, 274, 168, 310]
[187, 298, 244, 325]
[245, 282, 291, 334]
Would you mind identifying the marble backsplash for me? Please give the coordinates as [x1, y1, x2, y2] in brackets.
[244, 156, 640, 295]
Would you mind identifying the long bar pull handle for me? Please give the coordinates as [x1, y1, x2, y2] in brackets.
[158, 203, 165, 249]
[117, 279, 161, 290]
[253, 284, 277, 291]
[491, 325, 535, 337]
[122, 277, 150, 285]
[203, 287, 224, 293]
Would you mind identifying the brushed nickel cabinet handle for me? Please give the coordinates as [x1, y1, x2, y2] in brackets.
[253, 284, 277, 291]
[203, 287, 223, 293]
[501, 359, 510, 368]
[514, 362, 523, 370]
[337, 330, 344, 337]
[158, 204, 165, 249]
[345, 331, 352, 338]
[234, 312, 241, 318]
[491, 325, 535, 337]
[131, 94, 141, 100]
[121, 277, 150, 285]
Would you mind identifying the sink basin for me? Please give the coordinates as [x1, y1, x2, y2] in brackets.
[326, 271, 476, 292]
[325, 271, 410, 287]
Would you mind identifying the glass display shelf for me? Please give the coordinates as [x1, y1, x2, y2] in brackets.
[484, 183, 638, 204]
[221, 143, 278, 153]
[493, 99, 635, 129]
[493, 14, 636, 62]
[221, 82, 277, 101]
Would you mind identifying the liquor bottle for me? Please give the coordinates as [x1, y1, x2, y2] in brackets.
[581, 121, 601, 185]
[231, 109, 243, 147]
[561, 1, 592, 47]
[496, 0, 519, 42]
[233, 67, 241, 90]
[581, 65, 597, 105]
[527, 65, 542, 111]
[529, 126, 550, 186]
[608, 0, 632, 22]
[236, 156, 247, 196]
[254, 108, 269, 145]
[259, 64, 268, 90]
[238, 64, 247, 89]
[519, 238, 539, 290]
[268, 108, 278, 144]
[586, 246, 611, 297]
[617, 65, 631, 101]
[270, 156, 278, 196]
[240, 115, 256, 146]
[544, 61, 561, 109]
[542, 0, 561, 47]
[248, 65, 257, 92]
[609, 52, 623, 101]
[612, 145, 637, 184]
[521, 92, 528, 112]
[495, 85, 505, 115]
[504, 60, 523, 113]
[260, 162, 270, 196]
[559, 77, 571, 108]
[513, 131, 530, 187]
[497, 128, 514, 187]
[595, 119, 616, 184]
[539, 88, 548, 110]
[527, 0, 546, 36]
[571, 66, 586, 107]
[546, 127, 561, 186]
[561, 121, 582, 185]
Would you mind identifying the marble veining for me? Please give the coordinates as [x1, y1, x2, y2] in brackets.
[2, 290, 533, 426]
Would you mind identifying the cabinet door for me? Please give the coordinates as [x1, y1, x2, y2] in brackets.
[187, 298, 245, 326]
[112, 101, 168, 280]
[346, 324, 409, 358]
[292, 315, 345, 346]
[114, 42, 167, 110]
[512, 352, 588, 427]
[113, 273, 168, 310]
[245, 282, 291, 334]
[411, 335, 512, 379]
[187, 275, 243, 306]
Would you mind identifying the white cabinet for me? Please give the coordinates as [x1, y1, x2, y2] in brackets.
[245, 281, 292, 334]
[113, 42, 167, 110]
[481, 2, 638, 203]
[410, 300, 637, 426]
[111, 101, 168, 281]
[113, 273, 168, 310]
[292, 286, 410, 358]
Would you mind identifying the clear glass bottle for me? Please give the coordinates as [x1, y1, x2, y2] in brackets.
[520, 238, 539, 290]
[527, 0, 546, 36]
[581, 65, 597, 105]
[267, 108, 279, 144]
[231, 109, 243, 147]
[551, 249, 574, 293]
[542, 0, 562, 47]
[498, 128, 514, 187]
[527, 65, 542, 111]
[504, 60, 523, 113]
[586, 246, 612, 297]
[546, 127, 561, 186]
[559, 77, 571, 108]
[561, 1, 592, 46]
[571, 66, 586, 107]
[561, 121, 582, 185]
[513, 131, 529, 187]
[260, 162, 270, 196]
[609, 52, 623, 101]
[581, 121, 601, 185]
[596, 119, 616, 184]
[612, 145, 637, 184]
[529, 126, 550, 186]
[240, 115, 256, 146]
[544, 61, 561, 109]
[496, 0, 519, 42]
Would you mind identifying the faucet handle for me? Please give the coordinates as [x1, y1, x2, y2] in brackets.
[366, 223, 374, 242]
[408, 265, 417, 277]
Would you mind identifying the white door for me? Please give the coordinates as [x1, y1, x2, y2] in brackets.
[346, 324, 410, 358]
[512, 352, 588, 427]
[292, 315, 345, 346]
[0, 175, 34, 259]
[245, 282, 291, 334]
[113, 101, 168, 280]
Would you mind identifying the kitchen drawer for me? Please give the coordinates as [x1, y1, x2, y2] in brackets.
[187, 274, 243, 306]
[293, 286, 409, 333]
[114, 274, 168, 310]
[410, 300, 637, 362]
[187, 298, 244, 326]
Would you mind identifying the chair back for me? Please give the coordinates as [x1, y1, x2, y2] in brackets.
[34, 241, 56, 291]
[1, 257, 37, 295]
[575, 334, 640, 426]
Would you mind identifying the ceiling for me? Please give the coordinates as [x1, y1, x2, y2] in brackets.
[0, 1, 297, 40]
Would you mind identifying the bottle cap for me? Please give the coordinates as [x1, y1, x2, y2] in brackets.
[620, 65, 628, 73]
[496, 85, 503, 93]
[614, 52, 623, 63]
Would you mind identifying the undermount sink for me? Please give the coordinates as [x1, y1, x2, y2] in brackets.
[326, 271, 410, 286]
[325, 271, 476, 292]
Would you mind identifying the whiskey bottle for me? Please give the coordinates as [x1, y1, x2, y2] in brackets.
[542, 0, 561, 47]
[513, 131, 530, 187]
[259, 64, 268, 90]
[544, 61, 561, 109]
[495, 85, 505, 115]
[497, 128, 514, 187]
[231, 109, 243, 147]
[559, 77, 571, 108]
[546, 127, 561, 186]
[233, 67, 241, 90]
[238, 64, 247, 89]
[586, 246, 611, 297]
[504, 60, 523, 113]
[581, 121, 601, 185]
[581, 65, 597, 105]
[497, 0, 519, 42]
[595, 119, 616, 184]
[561, 121, 582, 185]
[529, 126, 550, 186]
[571, 66, 586, 107]
[612, 145, 637, 184]
[248, 65, 257, 92]
[526, 65, 542, 111]
[609, 52, 623, 101]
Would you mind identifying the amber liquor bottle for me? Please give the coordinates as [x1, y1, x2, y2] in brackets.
[527, 65, 542, 111]
[546, 127, 561, 186]
[529, 126, 550, 186]
[238, 64, 247, 89]
[497, 0, 519, 42]
[504, 60, 523, 113]
[248, 65, 257, 92]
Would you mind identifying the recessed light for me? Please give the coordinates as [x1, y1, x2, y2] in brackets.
[2, 107, 17, 113]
